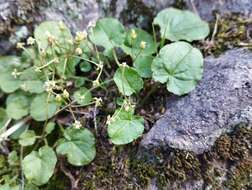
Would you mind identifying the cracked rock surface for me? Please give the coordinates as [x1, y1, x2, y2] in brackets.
[141, 48, 252, 154]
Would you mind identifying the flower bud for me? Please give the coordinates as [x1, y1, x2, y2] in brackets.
[75, 47, 83, 55]
[131, 29, 137, 39]
[140, 41, 147, 49]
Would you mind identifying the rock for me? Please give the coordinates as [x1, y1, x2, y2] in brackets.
[141, 48, 252, 154]
[186, 0, 252, 21]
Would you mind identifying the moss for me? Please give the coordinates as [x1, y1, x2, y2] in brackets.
[225, 159, 252, 190]
[202, 14, 250, 56]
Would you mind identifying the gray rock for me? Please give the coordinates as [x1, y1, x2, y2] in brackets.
[186, 0, 252, 20]
[141, 48, 252, 154]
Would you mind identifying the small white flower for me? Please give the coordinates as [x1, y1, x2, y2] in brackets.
[73, 120, 82, 129]
[16, 42, 25, 49]
[11, 69, 21, 78]
[44, 80, 56, 92]
[75, 31, 87, 42]
[92, 80, 100, 88]
[94, 97, 102, 107]
[27, 37, 35, 45]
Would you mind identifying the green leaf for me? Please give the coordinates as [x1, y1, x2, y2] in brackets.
[0, 184, 19, 190]
[152, 41, 203, 95]
[113, 66, 143, 96]
[56, 127, 96, 166]
[45, 122, 55, 135]
[6, 93, 30, 120]
[73, 87, 92, 106]
[34, 21, 73, 50]
[20, 81, 44, 94]
[30, 93, 58, 121]
[80, 61, 92, 72]
[153, 8, 209, 42]
[108, 109, 144, 145]
[0, 108, 8, 129]
[22, 146, 57, 186]
[25, 184, 39, 190]
[0, 71, 21, 93]
[18, 130, 36, 146]
[0, 56, 21, 71]
[133, 55, 153, 78]
[122, 28, 157, 58]
[8, 151, 18, 166]
[89, 18, 125, 55]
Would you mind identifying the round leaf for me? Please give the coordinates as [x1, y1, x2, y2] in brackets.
[89, 18, 125, 54]
[122, 28, 157, 58]
[113, 66, 144, 96]
[34, 21, 73, 50]
[6, 93, 30, 120]
[152, 41, 203, 95]
[22, 146, 57, 186]
[18, 130, 36, 146]
[73, 87, 92, 106]
[108, 109, 144, 145]
[30, 93, 58, 121]
[56, 127, 96, 166]
[154, 8, 209, 42]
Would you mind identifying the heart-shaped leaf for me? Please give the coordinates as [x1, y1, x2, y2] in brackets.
[30, 93, 58, 121]
[113, 66, 143, 96]
[89, 18, 126, 55]
[22, 146, 57, 186]
[154, 8, 209, 42]
[56, 127, 96, 166]
[108, 108, 144, 145]
[152, 41, 203, 95]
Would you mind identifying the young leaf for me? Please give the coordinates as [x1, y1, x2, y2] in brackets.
[0, 108, 8, 129]
[30, 93, 58, 121]
[133, 55, 153, 78]
[89, 18, 126, 54]
[22, 146, 57, 186]
[45, 122, 55, 135]
[122, 28, 157, 58]
[56, 127, 96, 166]
[73, 87, 92, 106]
[18, 130, 36, 146]
[108, 108, 144, 145]
[113, 66, 143, 96]
[34, 21, 73, 50]
[6, 93, 30, 120]
[154, 8, 209, 42]
[152, 41, 203, 95]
